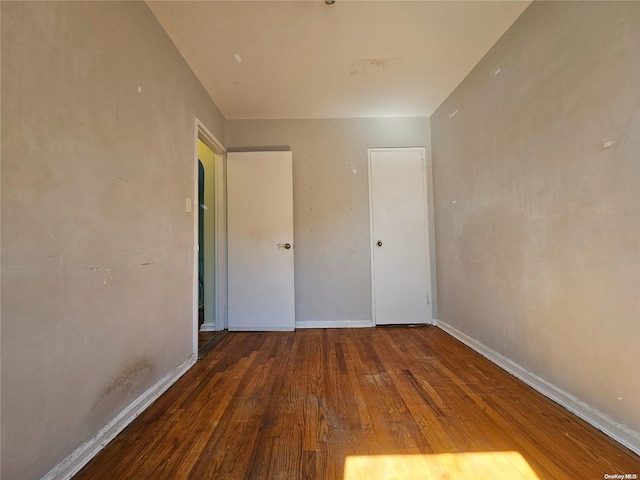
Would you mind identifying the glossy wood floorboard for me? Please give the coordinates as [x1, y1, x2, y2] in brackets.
[198, 330, 228, 360]
[198, 330, 216, 349]
[74, 327, 640, 480]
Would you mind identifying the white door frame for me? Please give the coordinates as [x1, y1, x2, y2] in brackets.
[192, 118, 228, 356]
[367, 147, 435, 326]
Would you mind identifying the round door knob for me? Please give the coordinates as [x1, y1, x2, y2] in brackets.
[376, 241, 383, 247]
[284, 243, 291, 249]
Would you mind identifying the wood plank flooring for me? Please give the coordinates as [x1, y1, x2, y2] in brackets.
[198, 330, 216, 349]
[74, 327, 640, 480]
[198, 330, 228, 360]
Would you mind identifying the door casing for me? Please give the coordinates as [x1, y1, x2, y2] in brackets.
[193, 118, 227, 356]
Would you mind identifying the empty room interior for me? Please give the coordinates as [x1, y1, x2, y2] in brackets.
[2, 1, 639, 479]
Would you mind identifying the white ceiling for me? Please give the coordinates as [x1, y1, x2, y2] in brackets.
[146, 1, 531, 120]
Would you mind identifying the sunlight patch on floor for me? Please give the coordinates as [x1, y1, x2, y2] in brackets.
[344, 451, 541, 480]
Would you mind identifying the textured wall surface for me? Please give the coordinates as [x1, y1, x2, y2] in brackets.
[1, 2, 226, 478]
[228, 118, 435, 325]
[432, 1, 639, 439]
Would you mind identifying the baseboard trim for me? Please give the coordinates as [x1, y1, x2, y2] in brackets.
[436, 320, 640, 456]
[296, 320, 373, 329]
[41, 354, 197, 480]
[228, 326, 294, 332]
[199, 323, 217, 332]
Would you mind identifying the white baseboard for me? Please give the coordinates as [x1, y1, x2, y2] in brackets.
[436, 320, 640, 456]
[228, 326, 294, 332]
[296, 319, 373, 329]
[199, 323, 217, 332]
[41, 354, 197, 480]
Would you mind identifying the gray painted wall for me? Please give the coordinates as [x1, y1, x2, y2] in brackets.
[431, 1, 639, 440]
[1, 2, 226, 479]
[228, 118, 434, 325]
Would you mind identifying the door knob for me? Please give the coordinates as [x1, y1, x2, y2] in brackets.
[376, 241, 383, 247]
[278, 243, 292, 250]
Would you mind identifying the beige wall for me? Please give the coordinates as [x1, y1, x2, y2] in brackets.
[228, 118, 434, 326]
[1, 2, 226, 479]
[431, 0, 639, 446]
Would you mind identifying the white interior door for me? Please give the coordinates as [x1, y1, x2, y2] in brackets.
[369, 148, 431, 325]
[227, 151, 295, 331]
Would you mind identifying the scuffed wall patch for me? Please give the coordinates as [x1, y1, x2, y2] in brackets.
[90, 358, 156, 420]
[349, 58, 394, 76]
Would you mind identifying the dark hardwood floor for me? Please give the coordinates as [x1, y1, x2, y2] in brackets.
[198, 330, 228, 360]
[74, 326, 640, 479]
[198, 330, 216, 350]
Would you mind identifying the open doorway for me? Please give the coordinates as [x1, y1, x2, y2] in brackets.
[198, 159, 205, 329]
[194, 119, 228, 359]
[198, 139, 216, 333]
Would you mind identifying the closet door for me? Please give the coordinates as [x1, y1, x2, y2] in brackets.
[369, 148, 431, 325]
[227, 151, 295, 331]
